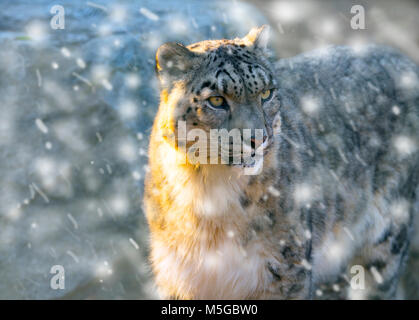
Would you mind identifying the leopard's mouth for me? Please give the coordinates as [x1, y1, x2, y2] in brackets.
[228, 135, 273, 168]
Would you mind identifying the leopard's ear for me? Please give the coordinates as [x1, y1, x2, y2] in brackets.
[244, 25, 270, 52]
[156, 42, 198, 87]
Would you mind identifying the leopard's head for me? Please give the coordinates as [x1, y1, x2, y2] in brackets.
[155, 25, 281, 171]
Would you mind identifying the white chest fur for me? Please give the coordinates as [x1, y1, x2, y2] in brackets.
[152, 238, 268, 299]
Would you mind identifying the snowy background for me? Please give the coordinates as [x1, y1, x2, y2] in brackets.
[0, 0, 417, 299]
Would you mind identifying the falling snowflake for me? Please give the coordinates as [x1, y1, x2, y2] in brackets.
[293, 183, 314, 205]
[301, 95, 321, 116]
[139, 7, 159, 21]
[25, 20, 48, 42]
[393, 135, 417, 157]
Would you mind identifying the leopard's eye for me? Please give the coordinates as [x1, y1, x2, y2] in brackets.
[208, 96, 225, 108]
[260, 89, 272, 103]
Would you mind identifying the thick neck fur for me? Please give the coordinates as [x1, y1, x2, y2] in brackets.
[144, 96, 286, 299]
[145, 100, 277, 247]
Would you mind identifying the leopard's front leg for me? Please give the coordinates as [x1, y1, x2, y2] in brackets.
[261, 229, 313, 299]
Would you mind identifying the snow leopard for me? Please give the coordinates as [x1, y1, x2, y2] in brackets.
[144, 25, 419, 299]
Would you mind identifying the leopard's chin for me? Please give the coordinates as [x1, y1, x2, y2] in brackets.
[230, 155, 264, 176]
